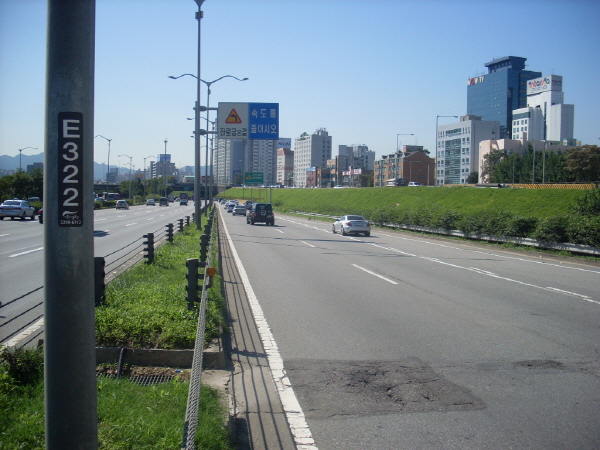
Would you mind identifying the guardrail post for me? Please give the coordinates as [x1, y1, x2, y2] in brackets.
[94, 257, 105, 306]
[143, 232, 155, 264]
[166, 223, 174, 243]
[186, 215, 190, 226]
[200, 234, 209, 264]
[186, 258, 201, 310]
[179, 218, 184, 233]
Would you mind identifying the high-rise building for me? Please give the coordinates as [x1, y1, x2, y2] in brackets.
[276, 146, 294, 186]
[293, 129, 332, 187]
[215, 138, 244, 185]
[467, 56, 541, 139]
[512, 75, 574, 142]
[436, 115, 499, 185]
[246, 139, 278, 186]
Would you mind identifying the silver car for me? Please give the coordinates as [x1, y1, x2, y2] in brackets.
[0, 199, 36, 220]
[332, 215, 371, 237]
[232, 205, 247, 216]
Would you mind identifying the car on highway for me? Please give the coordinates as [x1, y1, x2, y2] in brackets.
[227, 203, 235, 213]
[38, 207, 43, 223]
[159, 197, 169, 206]
[247, 203, 274, 226]
[115, 200, 129, 210]
[332, 215, 371, 236]
[146, 198, 155, 206]
[232, 205, 247, 216]
[408, 181, 421, 186]
[0, 199, 36, 220]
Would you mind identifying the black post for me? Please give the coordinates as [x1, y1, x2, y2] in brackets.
[143, 232, 155, 264]
[94, 257, 105, 306]
[167, 223, 174, 242]
[186, 258, 200, 310]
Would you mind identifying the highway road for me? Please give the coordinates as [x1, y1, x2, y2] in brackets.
[220, 207, 600, 450]
[0, 201, 201, 347]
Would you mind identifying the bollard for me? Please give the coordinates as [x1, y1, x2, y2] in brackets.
[186, 258, 201, 310]
[186, 216, 190, 226]
[179, 218, 184, 233]
[143, 232, 155, 264]
[94, 257, 105, 306]
[166, 223, 174, 242]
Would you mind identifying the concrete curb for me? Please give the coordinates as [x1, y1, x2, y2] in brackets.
[96, 336, 225, 369]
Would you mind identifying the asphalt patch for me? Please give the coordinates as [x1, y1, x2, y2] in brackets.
[285, 358, 484, 419]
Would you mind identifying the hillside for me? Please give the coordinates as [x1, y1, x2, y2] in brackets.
[225, 186, 587, 219]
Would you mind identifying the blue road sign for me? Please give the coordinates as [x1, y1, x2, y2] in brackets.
[249, 103, 279, 140]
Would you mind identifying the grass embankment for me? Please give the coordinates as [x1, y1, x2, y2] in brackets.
[0, 215, 234, 449]
[225, 185, 582, 218]
[224, 186, 600, 247]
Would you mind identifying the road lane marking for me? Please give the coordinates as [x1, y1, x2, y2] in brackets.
[352, 264, 398, 284]
[125, 222, 138, 227]
[10, 247, 43, 257]
[221, 211, 318, 449]
[300, 240, 315, 248]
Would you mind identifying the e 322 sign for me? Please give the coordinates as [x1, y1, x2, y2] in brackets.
[57, 112, 84, 227]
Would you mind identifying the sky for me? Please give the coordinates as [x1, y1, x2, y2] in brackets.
[1, 0, 599, 171]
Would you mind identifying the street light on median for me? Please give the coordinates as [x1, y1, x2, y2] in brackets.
[168, 73, 248, 214]
[18, 147, 37, 171]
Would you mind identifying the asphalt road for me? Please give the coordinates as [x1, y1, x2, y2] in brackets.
[220, 207, 600, 450]
[0, 201, 200, 346]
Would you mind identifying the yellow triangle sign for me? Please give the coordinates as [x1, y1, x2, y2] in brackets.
[225, 108, 242, 124]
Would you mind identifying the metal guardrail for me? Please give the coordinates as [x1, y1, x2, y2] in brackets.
[0, 214, 196, 348]
[181, 208, 216, 450]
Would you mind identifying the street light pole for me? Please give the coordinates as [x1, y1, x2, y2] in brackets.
[142, 154, 153, 199]
[169, 73, 248, 210]
[18, 147, 37, 171]
[164, 139, 168, 198]
[118, 154, 133, 201]
[95, 135, 112, 185]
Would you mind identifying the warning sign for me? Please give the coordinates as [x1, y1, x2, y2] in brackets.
[225, 109, 242, 124]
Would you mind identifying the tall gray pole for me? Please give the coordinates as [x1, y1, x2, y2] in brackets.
[44, 1, 97, 449]
[194, 0, 204, 229]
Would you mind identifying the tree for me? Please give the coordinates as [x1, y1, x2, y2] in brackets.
[466, 172, 479, 184]
[565, 145, 600, 182]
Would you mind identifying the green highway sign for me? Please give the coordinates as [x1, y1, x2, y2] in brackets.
[245, 172, 264, 184]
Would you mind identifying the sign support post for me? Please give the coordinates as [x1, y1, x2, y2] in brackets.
[44, 1, 97, 448]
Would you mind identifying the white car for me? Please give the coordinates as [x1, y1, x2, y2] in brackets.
[146, 198, 156, 206]
[332, 215, 371, 237]
[232, 205, 247, 216]
[0, 199, 36, 220]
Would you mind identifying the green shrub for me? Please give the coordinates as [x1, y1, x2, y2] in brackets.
[532, 216, 570, 243]
[0, 347, 44, 386]
[566, 215, 600, 247]
[434, 209, 462, 231]
[505, 215, 539, 238]
[568, 189, 600, 216]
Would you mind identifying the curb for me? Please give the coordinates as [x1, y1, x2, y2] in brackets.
[96, 336, 225, 369]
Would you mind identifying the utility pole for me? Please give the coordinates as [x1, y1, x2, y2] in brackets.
[44, 1, 97, 449]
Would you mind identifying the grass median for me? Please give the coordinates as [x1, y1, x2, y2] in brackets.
[0, 217, 234, 449]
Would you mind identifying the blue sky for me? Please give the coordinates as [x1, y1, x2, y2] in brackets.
[1, 0, 599, 170]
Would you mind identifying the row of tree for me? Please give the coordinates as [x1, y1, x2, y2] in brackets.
[479, 145, 600, 184]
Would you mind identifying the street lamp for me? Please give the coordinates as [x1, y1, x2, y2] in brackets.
[435, 115, 459, 185]
[18, 147, 37, 171]
[142, 154, 154, 199]
[118, 154, 133, 201]
[95, 135, 112, 184]
[163, 139, 168, 198]
[169, 73, 248, 214]
[395, 134, 413, 182]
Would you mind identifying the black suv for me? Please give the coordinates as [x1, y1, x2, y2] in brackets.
[247, 203, 274, 226]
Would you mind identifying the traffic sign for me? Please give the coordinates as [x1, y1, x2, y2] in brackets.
[249, 103, 279, 140]
[245, 172, 263, 184]
[217, 102, 279, 140]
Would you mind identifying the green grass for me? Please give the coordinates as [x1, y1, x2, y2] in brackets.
[226, 186, 586, 218]
[96, 222, 225, 349]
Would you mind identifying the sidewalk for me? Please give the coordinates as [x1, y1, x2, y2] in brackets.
[209, 219, 297, 449]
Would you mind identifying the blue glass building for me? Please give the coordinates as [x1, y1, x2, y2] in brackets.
[467, 56, 541, 139]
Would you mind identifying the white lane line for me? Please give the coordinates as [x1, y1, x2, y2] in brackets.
[0, 234, 10, 237]
[1, 318, 44, 349]
[352, 264, 398, 284]
[125, 222, 138, 227]
[300, 240, 315, 248]
[221, 211, 318, 450]
[546, 287, 600, 305]
[276, 229, 284, 233]
[10, 247, 44, 257]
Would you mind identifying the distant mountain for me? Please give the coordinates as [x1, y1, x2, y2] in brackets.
[0, 152, 207, 180]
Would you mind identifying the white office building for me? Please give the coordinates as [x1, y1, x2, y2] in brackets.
[512, 75, 574, 142]
[436, 115, 499, 185]
[293, 129, 332, 187]
[215, 138, 245, 185]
